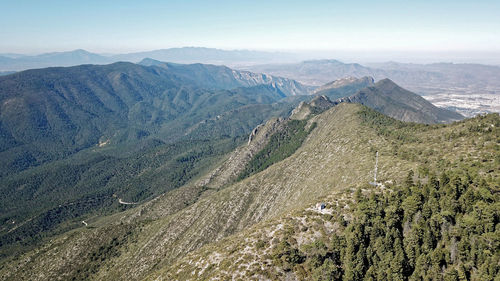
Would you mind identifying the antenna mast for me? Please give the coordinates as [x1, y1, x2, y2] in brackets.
[370, 151, 379, 186]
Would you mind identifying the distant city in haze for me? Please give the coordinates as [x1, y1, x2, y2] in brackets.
[2, 0, 499, 64]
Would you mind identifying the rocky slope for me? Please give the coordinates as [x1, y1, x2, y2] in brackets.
[1, 102, 498, 280]
[0, 103, 423, 280]
[151, 107, 499, 281]
[313, 76, 374, 98]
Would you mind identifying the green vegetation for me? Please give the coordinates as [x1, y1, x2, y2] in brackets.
[238, 119, 316, 180]
[0, 63, 301, 178]
[0, 136, 244, 259]
[0, 62, 308, 260]
[0, 84, 495, 280]
[270, 166, 500, 280]
[357, 106, 435, 142]
[156, 106, 498, 281]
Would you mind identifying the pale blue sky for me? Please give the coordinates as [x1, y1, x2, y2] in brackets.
[1, 0, 499, 55]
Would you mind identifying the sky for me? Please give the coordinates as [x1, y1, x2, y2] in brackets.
[1, 0, 499, 62]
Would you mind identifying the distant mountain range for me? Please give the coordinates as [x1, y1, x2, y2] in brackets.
[113, 47, 296, 65]
[1, 48, 498, 117]
[245, 59, 500, 91]
[138, 58, 314, 95]
[0, 47, 296, 71]
[0, 49, 112, 71]
[2, 49, 499, 95]
[245, 59, 500, 117]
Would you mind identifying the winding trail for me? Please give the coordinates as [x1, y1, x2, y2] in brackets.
[118, 198, 138, 205]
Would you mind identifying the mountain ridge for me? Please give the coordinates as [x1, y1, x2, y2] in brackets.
[335, 78, 464, 123]
[0, 47, 297, 71]
[298, 78, 464, 124]
[0, 61, 311, 176]
[1, 103, 497, 281]
[139, 58, 314, 95]
[244, 59, 500, 117]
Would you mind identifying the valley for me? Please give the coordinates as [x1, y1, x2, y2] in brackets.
[0, 61, 315, 259]
[0, 59, 497, 281]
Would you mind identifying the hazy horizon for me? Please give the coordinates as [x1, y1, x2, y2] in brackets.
[2, 0, 499, 64]
[1, 47, 500, 66]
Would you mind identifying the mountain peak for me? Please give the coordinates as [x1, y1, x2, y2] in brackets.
[348, 79, 464, 123]
[315, 76, 374, 93]
[375, 78, 397, 86]
[138, 57, 171, 68]
[312, 76, 375, 100]
[303, 59, 344, 65]
[309, 95, 334, 109]
[307, 78, 464, 124]
[71, 49, 91, 54]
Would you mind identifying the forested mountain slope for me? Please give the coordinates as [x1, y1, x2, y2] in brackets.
[0, 61, 310, 176]
[2, 103, 497, 281]
[0, 62, 312, 259]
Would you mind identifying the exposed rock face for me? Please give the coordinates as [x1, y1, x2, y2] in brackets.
[309, 95, 335, 110]
[291, 95, 335, 120]
[197, 117, 288, 189]
[248, 124, 264, 145]
[290, 101, 312, 120]
[139, 58, 315, 96]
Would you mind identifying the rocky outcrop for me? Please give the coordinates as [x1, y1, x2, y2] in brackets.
[196, 117, 288, 189]
[309, 95, 335, 110]
[314, 76, 374, 94]
[291, 95, 335, 120]
[248, 124, 264, 145]
[140, 58, 315, 96]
